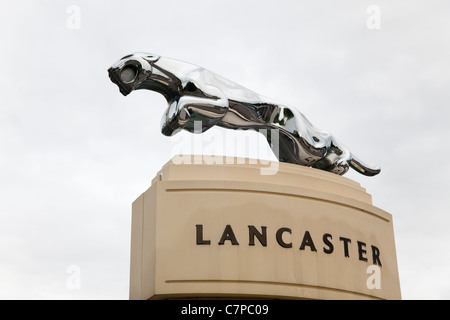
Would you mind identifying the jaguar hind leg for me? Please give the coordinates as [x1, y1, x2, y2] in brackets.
[311, 147, 350, 175]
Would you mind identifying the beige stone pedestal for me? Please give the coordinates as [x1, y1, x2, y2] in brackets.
[130, 155, 401, 300]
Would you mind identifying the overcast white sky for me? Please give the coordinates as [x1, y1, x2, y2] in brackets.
[1, 0, 449, 299]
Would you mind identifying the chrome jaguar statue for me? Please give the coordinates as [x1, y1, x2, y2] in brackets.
[108, 53, 380, 176]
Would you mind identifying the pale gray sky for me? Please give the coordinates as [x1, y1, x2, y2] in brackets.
[1, 0, 449, 299]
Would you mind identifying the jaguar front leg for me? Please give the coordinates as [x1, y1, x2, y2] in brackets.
[160, 85, 229, 136]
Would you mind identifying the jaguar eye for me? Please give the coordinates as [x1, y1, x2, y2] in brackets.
[120, 65, 138, 83]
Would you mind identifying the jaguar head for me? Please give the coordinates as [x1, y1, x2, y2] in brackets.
[108, 53, 160, 96]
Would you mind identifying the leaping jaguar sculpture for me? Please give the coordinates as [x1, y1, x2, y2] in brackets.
[108, 52, 380, 176]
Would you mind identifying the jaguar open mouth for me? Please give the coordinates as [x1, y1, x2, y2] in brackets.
[108, 67, 132, 96]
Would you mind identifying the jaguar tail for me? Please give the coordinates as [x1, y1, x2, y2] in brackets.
[349, 157, 381, 176]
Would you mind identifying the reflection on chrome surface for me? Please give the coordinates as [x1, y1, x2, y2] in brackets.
[108, 53, 380, 176]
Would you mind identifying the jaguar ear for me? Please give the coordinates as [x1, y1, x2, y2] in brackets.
[145, 54, 160, 62]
